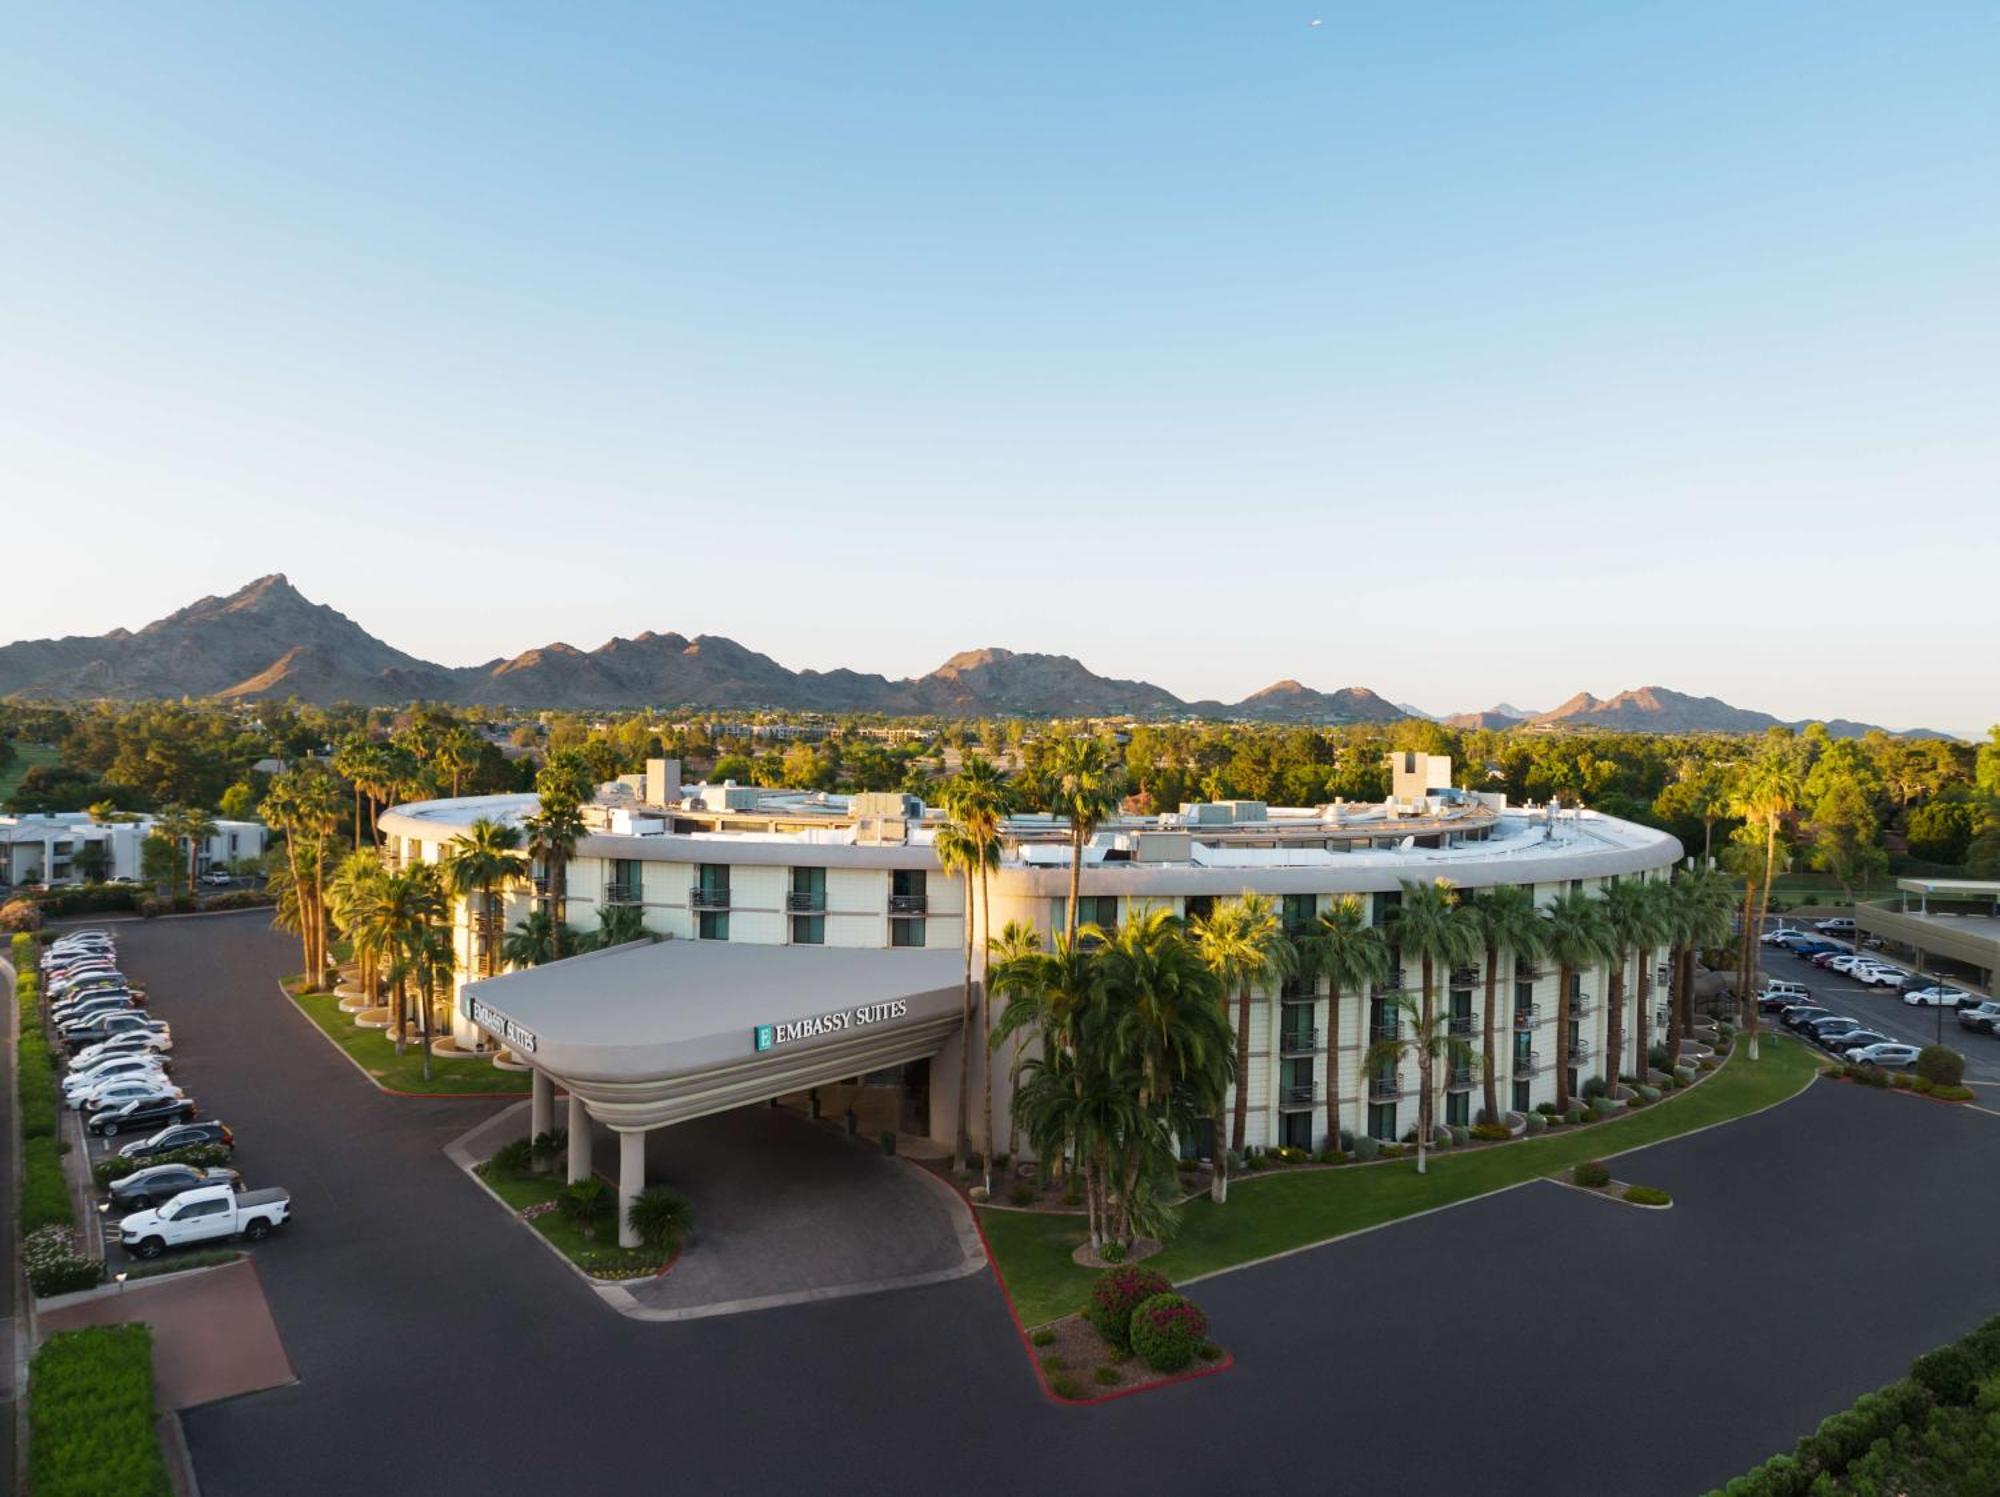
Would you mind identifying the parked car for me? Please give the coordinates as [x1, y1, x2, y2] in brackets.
[1790, 941, 1841, 958]
[1855, 966, 1911, 989]
[1758, 980, 1812, 1010]
[1828, 955, 1874, 976]
[118, 1121, 234, 1161]
[1811, 951, 1848, 968]
[61, 1013, 169, 1051]
[55, 1001, 139, 1035]
[1762, 926, 1804, 945]
[1804, 1016, 1865, 1046]
[85, 1091, 196, 1137]
[107, 1164, 243, 1213]
[65, 1071, 176, 1113]
[199, 870, 233, 887]
[63, 1053, 171, 1094]
[1815, 918, 1857, 934]
[1782, 1005, 1833, 1031]
[1829, 1029, 1892, 1055]
[1957, 1002, 2000, 1034]
[116, 1183, 291, 1259]
[1906, 986, 1973, 1008]
[1848, 1042, 1922, 1068]
[71, 1031, 172, 1065]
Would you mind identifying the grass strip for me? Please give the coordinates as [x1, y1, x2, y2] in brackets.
[981, 1036, 1820, 1326]
[282, 979, 529, 1096]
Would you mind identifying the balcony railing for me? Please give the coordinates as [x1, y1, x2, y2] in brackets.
[1383, 966, 1407, 991]
[786, 890, 827, 914]
[1654, 1007, 1671, 1029]
[1279, 1027, 1320, 1055]
[1445, 1066, 1474, 1093]
[1513, 1006, 1539, 1030]
[1447, 1016, 1477, 1039]
[1369, 1023, 1401, 1044]
[1279, 1084, 1321, 1108]
[1569, 994, 1595, 1018]
[1450, 965, 1480, 988]
[1567, 1041, 1592, 1064]
[1368, 1075, 1403, 1101]
[690, 886, 731, 912]
[1514, 964, 1546, 982]
[1514, 1051, 1542, 1077]
[602, 889, 643, 908]
[889, 894, 928, 917]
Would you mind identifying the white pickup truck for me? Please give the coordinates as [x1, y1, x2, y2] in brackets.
[116, 1183, 291, 1259]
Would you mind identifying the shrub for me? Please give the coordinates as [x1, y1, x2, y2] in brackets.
[1535, 1101, 1558, 1116]
[559, 1178, 612, 1238]
[490, 1139, 534, 1176]
[1449, 1125, 1470, 1146]
[1129, 1292, 1210, 1374]
[1648, 1043, 1672, 1071]
[122, 1249, 242, 1282]
[1338, 1129, 1355, 1151]
[1564, 1106, 1586, 1125]
[22, 1137, 74, 1233]
[1048, 1374, 1082, 1400]
[1571, 1159, 1611, 1189]
[28, 1325, 170, 1497]
[626, 1187, 694, 1252]
[1379, 1142, 1404, 1158]
[1242, 1151, 1265, 1171]
[1911, 1343, 1980, 1405]
[1352, 1135, 1381, 1161]
[1039, 1354, 1065, 1372]
[1930, 1084, 1975, 1102]
[92, 1143, 231, 1188]
[1625, 1092, 1650, 1108]
[1029, 1328, 1055, 1348]
[1623, 1186, 1672, 1207]
[1674, 1065, 1696, 1085]
[1, 896, 43, 932]
[1524, 1112, 1546, 1135]
[1007, 1183, 1035, 1207]
[1590, 1097, 1619, 1117]
[1099, 1240, 1126, 1264]
[1093, 1365, 1120, 1386]
[1469, 1122, 1510, 1142]
[1890, 1072, 1914, 1091]
[1582, 1075, 1607, 1100]
[23, 1227, 102, 1298]
[1916, 1045, 1965, 1088]
[1198, 1342, 1223, 1361]
[1087, 1266, 1173, 1351]
[529, 1129, 568, 1163]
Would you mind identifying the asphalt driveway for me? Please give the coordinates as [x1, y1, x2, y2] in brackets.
[94, 915, 2000, 1497]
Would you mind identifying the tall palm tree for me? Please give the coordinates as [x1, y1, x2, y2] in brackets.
[1194, 892, 1295, 1165]
[1468, 885, 1544, 1126]
[588, 902, 653, 949]
[153, 803, 217, 897]
[1300, 895, 1390, 1150]
[502, 910, 564, 969]
[1362, 993, 1475, 1176]
[1729, 743, 1803, 1061]
[1385, 878, 1479, 1136]
[523, 752, 591, 956]
[261, 768, 344, 983]
[934, 817, 998, 1174]
[441, 817, 528, 981]
[1603, 878, 1671, 1090]
[328, 850, 390, 1007]
[986, 920, 1043, 1165]
[1666, 866, 1736, 1057]
[435, 726, 479, 798]
[950, 756, 1012, 1187]
[1540, 890, 1611, 1112]
[1045, 737, 1124, 941]
[331, 737, 372, 847]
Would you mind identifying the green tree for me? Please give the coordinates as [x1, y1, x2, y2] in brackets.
[1808, 777, 1887, 899]
[441, 816, 528, 980]
[1603, 877, 1672, 1085]
[1045, 737, 1125, 941]
[1385, 878, 1479, 1140]
[1468, 885, 1544, 1126]
[1363, 993, 1474, 1175]
[1299, 894, 1391, 1150]
[1540, 890, 1610, 1112]
[1193, 892, 1294, 1167]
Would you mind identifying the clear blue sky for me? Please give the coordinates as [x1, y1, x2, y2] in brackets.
[3, 3, 1995, 732]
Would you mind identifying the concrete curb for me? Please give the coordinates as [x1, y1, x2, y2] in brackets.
[273, 981, 527, 1100]
[444, 1102, 988, 1323]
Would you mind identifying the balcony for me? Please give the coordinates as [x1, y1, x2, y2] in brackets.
[1446, 1015, 1477, 1039]
[1567, 1041, 1592, 1065]
[889, 893, 928, 918]
[602, 888, 643, 908]
[1279, 1027, 1320, 1055]
[1368, 1075, 1403, 1101]
[1450, 965, 1480, 988]
[1654, 1007, 1671, 1029]
[1514, 1051, 1542, 1077]
[1445, 1066, 1474, 1094]
[1279, 1084, 1321, 1108]
[689, 886, 731, 912]
[1383, 966, 1407, 991]
[786, 890, 827, 914]
[1512, 1006, 1539, 1030]
[1514, 964, 1546, 982]
[1369, 1022, 1401, 1045]
[1569, 993, 1595, 1019]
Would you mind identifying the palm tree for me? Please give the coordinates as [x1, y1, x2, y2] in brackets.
[153, 803, 217, 897]
[1603, 878, 1671, 1090]
[950, 756, 1011, 1188]
[1363, 993, 1475, 1175]
[435, 726, 479, 799]
[1729, 742, 1804, 1061]
[328, 850, 390, 1007]
[370, 862, 450, 1063]
[1045, 737, 1124, 941]
[986, 920, 1044, 1165]
[588, 902, 653, 949]
[934, 817, 998, 1174]
[1468, 885, 1544, 1126]
[441, 817, 527, 981]
[1385, 878, 1479, 1134]
[1299, 895, 1390, 1151]
[502, 910, 564, 969]
[260, 768, 344, 983]
[1666, 866, 1736, 1057]
[1194, 892, 1295, 1168]
[1540, 890, 1611, 1112]
[523, 752, 591, 955]
[331, 737, 372, 847]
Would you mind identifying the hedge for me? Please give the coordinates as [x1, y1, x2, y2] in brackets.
[1086, 1266, 1174, 1352]
[1710, 1315, 2000, 1495]
[28, 1325, 171, 1497]
[15, 959, 74, 1233]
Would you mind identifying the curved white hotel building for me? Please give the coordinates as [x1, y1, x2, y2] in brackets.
[383, 753, 1681, 1240]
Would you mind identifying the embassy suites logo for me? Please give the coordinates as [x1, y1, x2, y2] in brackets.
[754, 1000, 911, 1052]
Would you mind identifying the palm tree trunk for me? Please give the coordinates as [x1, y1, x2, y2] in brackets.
[1634, 949, 1653, 1080]
[979, 868, 994, 1195]
[1066, 831, 1082, 943]
[1480, 951, 1499, 1125]
[1663, 941, 1684, 1064]
[1555, 965, 1573, 1111]
[1414, 1048, 1430, 1174]
[419, 973, 434, 1083]
[1606, 958, 1626, 1093]
[1420, 957, 1436, 1130]
[956, 869, 974, 1171]
[1230, 978, 1252, 1155]
[1326, 982, 1343, 1152]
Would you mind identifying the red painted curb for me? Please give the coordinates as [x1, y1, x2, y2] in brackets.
[947, 1172, 1234, 1407]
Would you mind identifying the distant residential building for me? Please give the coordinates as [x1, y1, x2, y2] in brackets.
[0, 812, 267, 888]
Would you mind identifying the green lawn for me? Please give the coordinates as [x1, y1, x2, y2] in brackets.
[980, 1036, 1822, 1327]
[282, 982, 529, 1096]
[0, 742, 58, 806]
[475, 1160, 670, 1279]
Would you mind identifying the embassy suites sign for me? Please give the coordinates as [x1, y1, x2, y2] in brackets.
[466, 997, 539, 1055]
[754, 999, 910, 1053]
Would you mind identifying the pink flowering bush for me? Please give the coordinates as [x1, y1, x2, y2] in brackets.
[1086, 1266, 1173, 1351]
[1130, 1293, 1209, 1373]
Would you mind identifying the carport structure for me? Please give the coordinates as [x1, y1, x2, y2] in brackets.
[459, 941, 966, 1245]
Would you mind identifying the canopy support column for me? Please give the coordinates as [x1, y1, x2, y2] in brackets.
[567, 1094, 591, 1184]
[530, 1069, 553, 1169]
[617, 1129, 647, 1248]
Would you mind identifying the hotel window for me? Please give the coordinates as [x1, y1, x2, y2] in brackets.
[694, 864, 729, 941]
[891, 869, 927, 947]
[607, 860, 643, 906]
[1050, 896, 1118, 939]
[1280, 1111, 1314, 1151]
[1511, 1079, 1530, 1113]
[1371, 889, 1401, 928]
[1367, 1102, 1398, 1142]
[1182, 894, 1216, 925]
[1282, 893, 1316, 935]
[1446, 1090, 1469, 1128]
[791, 867, 825, 945]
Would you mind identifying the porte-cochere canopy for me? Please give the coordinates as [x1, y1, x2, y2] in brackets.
[459, 940, 965, 1130]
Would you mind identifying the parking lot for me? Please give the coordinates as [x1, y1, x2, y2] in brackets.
[1758, 928, 2000, 1084]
